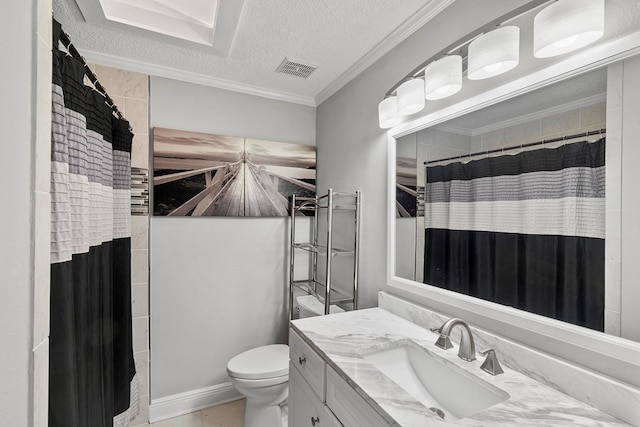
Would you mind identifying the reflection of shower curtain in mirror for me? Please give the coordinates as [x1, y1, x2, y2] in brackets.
[424, 139, 605, 331]
[49, 20, 138, 427]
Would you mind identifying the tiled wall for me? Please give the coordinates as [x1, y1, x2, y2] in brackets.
[416, 101, 607, 164]
[88, 63, 151, 425]
[469, 101, 606, 153]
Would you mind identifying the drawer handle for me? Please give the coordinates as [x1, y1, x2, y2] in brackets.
[311, 416, 320, 426]
[298, 356, 307, 365]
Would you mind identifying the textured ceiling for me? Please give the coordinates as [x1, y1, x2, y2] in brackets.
[53, 0, 453, 105]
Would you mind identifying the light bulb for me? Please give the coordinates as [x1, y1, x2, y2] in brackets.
[467, 26, 520, 80]
[483, 62, 503, 73]
[435, 85, 452, 95]
[553, 35, 578, 48]
[534, 0, 604, 58]
[424, 55, 463, 100]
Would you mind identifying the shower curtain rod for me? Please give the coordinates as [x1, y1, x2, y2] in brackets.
[58, 30, 126, 123]
[424, 128, 606, 165]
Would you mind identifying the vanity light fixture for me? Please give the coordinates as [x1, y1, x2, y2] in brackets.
[533, 0, 605, 58]
[397, 78, 426, 115]
[424, 55, 463, 100]
[378, 96, 403, 129]
[376, 0, 609, 129]
[468, 26, 520, 80]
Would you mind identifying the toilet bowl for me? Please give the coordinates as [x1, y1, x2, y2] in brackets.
[297, 295, 345, 318]
[227, 344, 289, 427]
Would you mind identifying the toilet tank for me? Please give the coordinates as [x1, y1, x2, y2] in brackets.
[296, 295, 345, 318]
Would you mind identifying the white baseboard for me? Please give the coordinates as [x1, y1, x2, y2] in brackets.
[149, 382, 243, 423]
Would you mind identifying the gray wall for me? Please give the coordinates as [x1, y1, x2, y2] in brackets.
[316, 0, 531, 308]
[149, 77, 316, 399]
[0, 0, 35, 424]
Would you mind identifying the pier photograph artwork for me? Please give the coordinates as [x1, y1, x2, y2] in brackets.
[396, 156, 417, 217]
[153, 127, 316, 216]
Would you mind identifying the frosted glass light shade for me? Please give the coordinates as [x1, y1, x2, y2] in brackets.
[378, 96, 402, 129]
[468, 26, 520, 80]
[397, 79, 425, 115]
[534, 0, 604, 58]
[425, 55, 462, 100]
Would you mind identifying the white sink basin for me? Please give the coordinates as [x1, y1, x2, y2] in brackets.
[363, 343, 509, 422]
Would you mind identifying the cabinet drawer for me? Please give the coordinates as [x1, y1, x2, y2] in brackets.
[326, 366, 390, 427]
[290, 329, 326, 400]
[289, 362, 342, 427]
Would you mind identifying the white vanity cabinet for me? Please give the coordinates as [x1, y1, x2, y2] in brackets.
[289, 329, 390, 427]
[290, 363, 342, 427]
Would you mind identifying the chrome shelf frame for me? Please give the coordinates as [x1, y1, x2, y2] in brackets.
[288, 188, 361, 319]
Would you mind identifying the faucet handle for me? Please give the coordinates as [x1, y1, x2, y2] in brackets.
[434, 333, 453, 350]
[480, 348, 504, 376]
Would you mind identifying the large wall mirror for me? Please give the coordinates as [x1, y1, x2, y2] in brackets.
[396, 66, 613, 332]
[387, 41, 640, 388]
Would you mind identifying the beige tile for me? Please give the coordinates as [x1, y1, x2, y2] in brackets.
[605, 126, 622, 211]
[605, 211, 621, 261]
[134, 350, 150, 397]
[426, 146, 464, 163]
[111, 96, 127, 115]
[540, 109, 580, 137]
[133, 316, 149, 353]
[132, 133, 150, 169]
[469, 134, 482, 153]
[126, 98, 150, 136]
[606, 62, 623, 112]
[604, 309, 621, 336]
[131, 216, 149, 250]
[94, 65, 149, 100]
[434, 129, 456, 148]
[132, 283, 149, 317]
[416, 128, 436, 146]
[131, 395, 150, 426]
[132, 249, 149, 283]
[153, 412, 203, 427]
[480, 129, 508, 150]
[33, 339, 49, 427]
[202, 400, 245, 427]
[508, 120, 541, 146]
[605, 260, 621, 313]
[579, 102, 606, 129]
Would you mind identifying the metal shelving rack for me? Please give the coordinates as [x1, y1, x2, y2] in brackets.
[289, 188, 361, 319]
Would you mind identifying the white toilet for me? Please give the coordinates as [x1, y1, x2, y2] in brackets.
[297, 295, 345, 318]
[227, 344, 289, 427]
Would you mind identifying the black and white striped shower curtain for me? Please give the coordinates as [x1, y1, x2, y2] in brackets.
[424, 138, 605, 331]
[49, 21, 138, 427]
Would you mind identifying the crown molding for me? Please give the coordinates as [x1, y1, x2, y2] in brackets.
[314, 0, 455, 106]
[80, 49, 317, 107]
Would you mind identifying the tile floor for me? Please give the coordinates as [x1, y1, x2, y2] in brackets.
[150, 400, 245, 427]
[148, 399, 288, 427]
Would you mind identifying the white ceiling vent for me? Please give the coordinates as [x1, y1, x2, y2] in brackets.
[276, 58, 316, 79]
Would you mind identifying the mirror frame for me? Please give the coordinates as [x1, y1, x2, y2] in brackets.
[386, 32, 640, 388]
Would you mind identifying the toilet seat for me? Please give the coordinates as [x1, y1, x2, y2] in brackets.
[227, 344, 289, 380]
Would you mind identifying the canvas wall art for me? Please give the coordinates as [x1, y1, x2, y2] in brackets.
[396, 156, 418, 217]
[153, 127, 316, 216]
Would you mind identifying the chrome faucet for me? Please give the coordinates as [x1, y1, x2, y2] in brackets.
[432, 318, 477, 362]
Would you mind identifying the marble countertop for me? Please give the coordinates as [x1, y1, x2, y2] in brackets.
[291, 308, 631, 426]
